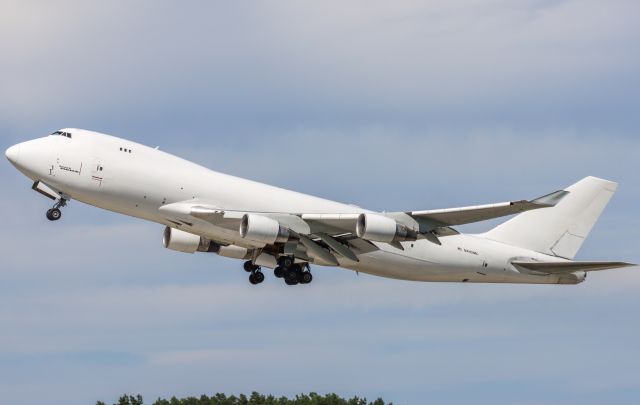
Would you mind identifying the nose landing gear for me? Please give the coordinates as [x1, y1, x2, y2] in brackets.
[46, 198, 67, 221]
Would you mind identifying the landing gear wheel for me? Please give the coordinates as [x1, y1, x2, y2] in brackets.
[284, 266, 300, 285]
[46, 208, 61, 221]
[249, 270, 264, 285]
[285, 277, 298, 286]
[244, 260, 259, 272]
[279, 256, 294, 268]
[274, 266, 285, 278]
[300, 271, 313, 284]
[46, 198, 67, 221]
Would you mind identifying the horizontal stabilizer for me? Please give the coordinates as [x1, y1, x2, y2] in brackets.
[512, 261, 635, 275]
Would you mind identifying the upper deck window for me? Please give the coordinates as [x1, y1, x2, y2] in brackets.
[50, 130, 72, 138]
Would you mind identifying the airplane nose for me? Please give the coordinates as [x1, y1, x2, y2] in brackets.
[5, 144, 21, 165]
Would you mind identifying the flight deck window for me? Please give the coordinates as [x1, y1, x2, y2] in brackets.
[50, 131, 71, 138]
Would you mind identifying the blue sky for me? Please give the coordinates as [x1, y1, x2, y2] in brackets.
[1, 1, 639, 404]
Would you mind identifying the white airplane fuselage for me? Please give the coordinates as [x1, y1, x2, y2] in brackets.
[6, 129, 586, 285]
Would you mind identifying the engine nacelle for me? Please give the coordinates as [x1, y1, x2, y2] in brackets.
[163, 227, 210, 253]
[356, 213, 417, 243]
[163, 227, 253, 259]
[240, 213, 290, 244]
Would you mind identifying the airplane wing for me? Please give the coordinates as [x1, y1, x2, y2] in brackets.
[405, 189, 569, 229]
[157, 188, 568, 265]
[512, 261, 636, 275]
[158, 202, 374, 264]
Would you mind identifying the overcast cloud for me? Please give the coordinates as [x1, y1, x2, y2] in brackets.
[1, 1, 639, 404]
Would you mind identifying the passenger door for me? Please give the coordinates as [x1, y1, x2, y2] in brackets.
[90, 157, 106, 188]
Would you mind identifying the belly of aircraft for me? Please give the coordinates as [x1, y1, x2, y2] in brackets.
[348, 250, 562, 284]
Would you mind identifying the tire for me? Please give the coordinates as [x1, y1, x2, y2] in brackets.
[254, 271, 265, 284]
[301, 272, 313, 284]
[243, 261, 255, 272]
[48, 208, 61, 221]
[249, 273, 258, 285]
[279, 256, 294, 268]
[274, 266, 284, 278]
[284, 268, 299, 284]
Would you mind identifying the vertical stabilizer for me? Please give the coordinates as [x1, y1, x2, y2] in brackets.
[484, 177, 617, 259]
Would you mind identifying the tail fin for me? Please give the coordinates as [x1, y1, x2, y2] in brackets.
[484, 176, 618, 259]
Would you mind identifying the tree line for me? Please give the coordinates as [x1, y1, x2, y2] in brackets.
[97, 392, 392, 405]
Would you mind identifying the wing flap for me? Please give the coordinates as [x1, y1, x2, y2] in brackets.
[298, 234, 339, 265]
[316, 233, 360, 262]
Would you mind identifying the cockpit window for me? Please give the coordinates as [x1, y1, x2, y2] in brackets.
[50, 130, 72, 138]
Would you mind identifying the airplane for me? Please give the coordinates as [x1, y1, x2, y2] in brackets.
[5, 128, 635, 286]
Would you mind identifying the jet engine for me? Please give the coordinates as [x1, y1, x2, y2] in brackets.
[163, 226, 252, 258]
[163, 227, 209, 253]
[356, 213, 417, 243]
[240, 213, 290, 244]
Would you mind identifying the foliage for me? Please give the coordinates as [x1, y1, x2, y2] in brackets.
[97, 392, 391, 405]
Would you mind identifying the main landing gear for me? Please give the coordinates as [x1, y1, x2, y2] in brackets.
[243, 257, 313, 286]
[46, 198, 67, 221]
[244, 260, 265, 285]
[275, 257, 312, 286]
